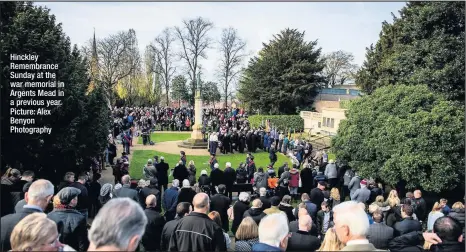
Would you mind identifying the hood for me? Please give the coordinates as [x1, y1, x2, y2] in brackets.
[256, 172, 266, 178]
[252, 242, 281, 252]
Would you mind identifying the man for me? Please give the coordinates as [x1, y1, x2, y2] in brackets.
[247, 155, 256, 183]
[348, 172, 361, 199]
[14, 182, 32, 213]
[70, 172, 90, 220]
[289, 206, 319, 236]
[48, 187, 89, 251]
[316, 201, 333, 240]
[254, 167, 269, 194]
[367, 210, 394, 250]
[114, 175, 140, 204]
[351, 179, 371, 204]
[210, 184, 231, 232]
[160, 202, 192, 251]
[244, 199, 267, 225]
[278, 167, 291, 198]
[209, 153, 218, 169]
[264, 196, 283, 215]
[413, 190, 427, 222]
[223, 162, 236, 199]
[310, 181, 326, 209]
[301, 193, 318, 221]
[88, 198, 148, 251]
[300, 164, 314, 195]
[210, 163, 224, 195]
[1, 179, 54, 251]
[324, 159, 338, 189]
[163, 179, 179, 222]
[143, 159, 157, 180]
[173, 161, 189, 183]
[287, 215, 321, 252]
[156, 156, 169, 192]
[252, 212, 290, 251]
[139, 178, 161, 212]
[58, 172, 75, 191]
[332, 201, 381, 251]
[259, 187, 271, 211]
[17, 170, 34, 189]
[278, 162, 288, 180]
[141, 195, 166, 252]
[394, 205, 422, 236]
[169, 193, 226, 251]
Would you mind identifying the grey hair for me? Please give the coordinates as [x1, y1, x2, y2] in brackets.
[27, 179, 54, 201]
[226, 162, 232, 168]
[172, 179, 180, 188]
[259, 187, 267, 197]
[121, 175, 131, 185]
[258, 213, 289, 247]
[88, 198, 148, 249]
[239, 192, 250, 202]
[333, 201, 369, 238]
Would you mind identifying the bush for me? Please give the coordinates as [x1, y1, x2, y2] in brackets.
[249, 115, 304, 132]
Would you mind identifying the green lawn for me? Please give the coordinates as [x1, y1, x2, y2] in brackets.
[129, 149, 291, 180]
[137, 132, 191, 144]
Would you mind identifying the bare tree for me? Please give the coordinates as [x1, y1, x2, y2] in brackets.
[174, 17, 213, 105]
[149, 28, 176, 106]
[217, 27, 247, 108]
[322, 50, 359, 88]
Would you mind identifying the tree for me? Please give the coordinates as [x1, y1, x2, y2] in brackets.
[150, 28, 176, 106]
[322, 50, 358, 87]
[356, 2, 465, 101]
[217, 27, 247, 108]
[171, 75, 189, 107]
[174, 17, 213, 105]
[331, 85, 465, 192]
[201, 81, 221, 107]
[238, 28, 325, 115]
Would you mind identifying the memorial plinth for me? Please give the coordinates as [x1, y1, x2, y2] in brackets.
[177, 90, 208, 149]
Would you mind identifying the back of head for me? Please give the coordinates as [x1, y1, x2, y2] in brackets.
[433, 217, 462, 242]
[182, 179, 190, 188]
[372, 210, 383, 223]
[239, 192, 250, 203]
[89, 198, 148, 250]
[258, 213, 289, 248]
[64, 172, 75, 182]
[27, 179, 54, 203]
[145, 194, 156, 207]
[298, 214, 312, 231]
[172, 179, 180, 188]
[252, 199, 263, 208]
[259, 187, 267, 197]
[217, 184, 226, 194]
[270, 196, 280, 206]
[402, 204, 414, 217]
[121, 175, 131, 185]
[10, 213, 57, 251]
[193, 193, 209, 212]
[281, 195, 291, 205]
[332, 201, 370, 242]
[208, 211, 222, 227]
[78, 172, 88, 182]
[236, 217, 259, 241]
[22, 170, 35, 179]
[301, 193, 310, 201]
[176, 202, 191, 217]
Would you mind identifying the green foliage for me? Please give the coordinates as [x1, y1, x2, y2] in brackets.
[201, 81, 221, 106]
[0, 2, 110, 182]
[331, 85, 465, 192]
[238, 28, 326, 114]
[249, 115, 304, 132]
[339, 100, 352, 109]
[356, 2, 465, 101]
[171, 75, 189, 105]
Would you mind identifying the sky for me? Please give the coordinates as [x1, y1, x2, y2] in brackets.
[37, 2, 407, 83]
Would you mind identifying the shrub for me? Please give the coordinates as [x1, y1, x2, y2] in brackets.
[248, 115, 304, 132]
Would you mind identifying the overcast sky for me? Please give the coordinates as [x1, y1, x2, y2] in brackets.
[37, 2, 406, 83]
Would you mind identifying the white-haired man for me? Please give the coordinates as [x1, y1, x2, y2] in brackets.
[88, 198, 148, 251]
[333, 201, 383, 251]
[155, 156, 169, 192]
[223, 162, 236, 199]
[210, 163, 224, 195]
[259, 187, 271, 210]
[252, 213, 290, 251]
[163, 179, 180, 222]
[114, 175, 140, 204]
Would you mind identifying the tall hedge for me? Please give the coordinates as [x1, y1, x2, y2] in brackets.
[249, 115, 304, 132]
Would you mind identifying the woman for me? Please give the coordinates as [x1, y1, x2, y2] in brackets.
[235, 217, 259, 252]
[177, 179, 196, 205]
[187, 161, 196, 186]
[289, 166, 300, 200]
[328, 188, 341, 209]
[231, 192, 251, 235]
[317, 228, 344, 251]
[449, 202, 465, 234]
[427, 202, 444, 231]
[198, 170, 211, 194]
[10, 213, 74, 251]
[278, 195, 295, 222]
[208, 211, 231, 250]
[385, 190, 400, 208]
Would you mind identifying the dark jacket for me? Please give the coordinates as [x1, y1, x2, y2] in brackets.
[187, 165, 196, 186]
[310, 188, 324, 208]
[252, 242, 281, 252]
[114, 184, 140, 203]
[278, 203, 295, 222]
[139, 186, 162, 212]
[142, 207, 166, 251]
[236, 167, 248, 183]
[259, 196, 271, 211]
[198, 175, 211, 187]
[156, 161, 169, 185]
[210, 193, 231, 232]
[235, 238, 259, 252]
[70, 182, 90, 211]
[168, 212, 226, 252]
[1, 207, 42, 251]
[211, 168, 225, 187]
[449, 208, 465, 234]
[0, 179, 23, 217]
[278, 165, 286, 178]
[243, 207, 266, 225]
[367, 222, 394, 250]
[177, 187, 197, 205]
[394, 217, 422, 236]
[412, 197, 427, 221]
[287, 230, 321, 252]
[57, 181, 72, 192]
[161, 217, 181, 251]
[389, 231, 465, 252]
[48, 209, 89, 251]
[316, 210, 334, 235]
[289, 220, 319, 236]
[223, 167, 237, 189]
[300, 168, 314, 192]
[163, 187, 179, 214]
[173, 164, 189, 183]
[232, 201, 251, 234]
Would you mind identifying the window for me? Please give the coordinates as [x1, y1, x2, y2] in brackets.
[322, 117, 327, 127]
[326, 118, 331, 128]
[330, 118, 335, 128]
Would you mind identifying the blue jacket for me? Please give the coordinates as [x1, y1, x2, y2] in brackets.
[252, 242, 281, 252]
[263, 135, 269, 146]
[163, 187, 179, 213]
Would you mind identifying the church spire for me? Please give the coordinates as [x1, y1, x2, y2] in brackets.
[87, 28, 99, 95]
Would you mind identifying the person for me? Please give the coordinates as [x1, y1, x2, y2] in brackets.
[317, 228, 344, 251]
[253, 167, 268, 194]
[98, 183, 113, 209]
[324, 159, 338, 189]
[299, 193, 318, 221]
[259, 187, 271, 211]
[448, 202, 465, 234]
[114, 175, 140, 204]
[277, 162, 287, 178]
[247, 155, 256, 184]
[160, 202, 192, 251]
[367, 209, 394, 250]
[428, 202, 445, 231]
[348, 172, 361, 199]
[163, 179, 179, 221]
[300, 162, 314, 195]
[88, 173, 102, 219]
[413, 190, 427, 222]
[351, 179, 371, 203]
[394, 204, 422, 236]
[210, 184, 231, 232]
[332, 201, 380, 251]
[179, 151, 187, 166]
[235, 217, 259, 252]
[236, 163, 248, 184]
[223, 162, 236, 199]
[141, 195, 166, 251]
[210, 163, 224, 194]
[232, 192, 252, 235]
[244, 199, 267, 225]
[88, 198, 148, 251]
[289, 205, 318, 235]
[252, 212, 290, 251]
[316, 201, 333, 241]
[279, 195, 295, 222]
[310, 181, 326, 209]
[439, 198, 451, 215]
[328, 187, 341, 209]
[177, 179, 197, 206]
[287, 215, 321, 251]
[9, 213, 69, 251]
[278, 167, 291, 198]
[269, 146, 278, 167]
[1, 168, 25, 217]
[139, 178, 161, 212]
[169, 193, 227, 251]
[48, 187, 89, 251]
[187, 160, 197, 186]
[208, 211, 231, 250]
[143, 159, 157, 180]
[289, 165, 300, 199]
[209, 153, 218, 169]
[69, 172, 90, 220]
[1, 179, 54, 251]
[156, 156, 169, 192]
[14, 181, 32, 213]
[198, 170, 211, 193]
[264, 196, 283, 215]
[386, 190, 401, 207]
[173, 161, 189, 183]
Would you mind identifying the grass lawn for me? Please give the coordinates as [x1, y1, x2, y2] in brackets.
[129, 149, 291, 180]
[137, 132, 191, 144]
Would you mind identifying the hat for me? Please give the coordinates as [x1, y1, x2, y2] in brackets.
[360, 179, 367, 186]
[100, 183, 113, 197]
[57, 187, 81, 205]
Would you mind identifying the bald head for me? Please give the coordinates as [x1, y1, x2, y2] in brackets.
[145, 195, 156, 207]
[298, 207, 309, 218]
[252, 199, 263, 208]
[193, 193, 209, 213]
[298, 215, 312, 231]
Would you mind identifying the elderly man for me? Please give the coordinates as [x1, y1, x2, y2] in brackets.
[1, 179, 54, 251]
[259, 187, 271, 211]
[88, 198, 148, 251]
[163, 179, 179, 222]
[114, 175, 140, 204]
[210, 163, 224, 195]
[252, 213, 290, 251]
[141, 195, 165, 252]
[244, 199, 267, 225]
[332, 201, 381, 251]
[351, 179, 371, 204]
[287, 215, 321, 251]
[169, 193, 226, 251]
[223, 162, 236, 199]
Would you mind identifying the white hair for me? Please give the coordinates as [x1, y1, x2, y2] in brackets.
[172, 179, 180, 188]
[226, 162, 231, 168]
[259, 187, 267, 197]
[201, 170, 207, 175]
[28, 179, 54, 201]
[160, 156, 164, 161]
[258, 213, 289, 247]
[332, 201, 369, 238]
[214, 163, 219, 169]
[89, 198, 147, 249]
[182, 179, 190, 188]
[238, 192, 250, 202]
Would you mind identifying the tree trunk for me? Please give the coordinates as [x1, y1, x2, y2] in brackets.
[166, 91, 169, 106]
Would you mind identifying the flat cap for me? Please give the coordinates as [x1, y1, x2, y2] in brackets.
[57, 187, 81, 205]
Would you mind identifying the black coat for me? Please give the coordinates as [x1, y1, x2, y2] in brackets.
[70, 182, 90, 211]
[142, 207, 166, 251]
[223, 167, 236, 189]
[198, 175, 211, 187]
[173, 165, 189, 183]
[1, 207, 42, 251]
[300, 168, 314, 193]
[243, 207, 266, 225]
[231, 201, 251, 234]
[211, 168, 225, 187]
[114, 185, 140, 204]
[0, 180, 23, 217]
[156, 161, 169, 185]
[310, 188, 324, 208]
[139, 186, 162, 212]
[161, 218, 181, 251]
[177, 188, 197, 205]
[289, 220, 319, 236]
[316, 210, 334, 235]
[389, 231, 465, 252]
[236, 168, 248, 184]
[278, 165, 286, 178]
[210, 194, 231, 232]
[394, 217, 422, 236]
[367, 222, 394, 250]
[279, 204, 296, 222]
[259, 196, 271, 211]
[48, 209, 89, 251]
[412, 197, 427, 221]
[287, 230, 321, 252]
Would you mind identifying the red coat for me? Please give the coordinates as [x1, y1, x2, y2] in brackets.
[289, 169, 300, 187]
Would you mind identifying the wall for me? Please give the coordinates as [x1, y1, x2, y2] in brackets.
[321, 108, 347, 136]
